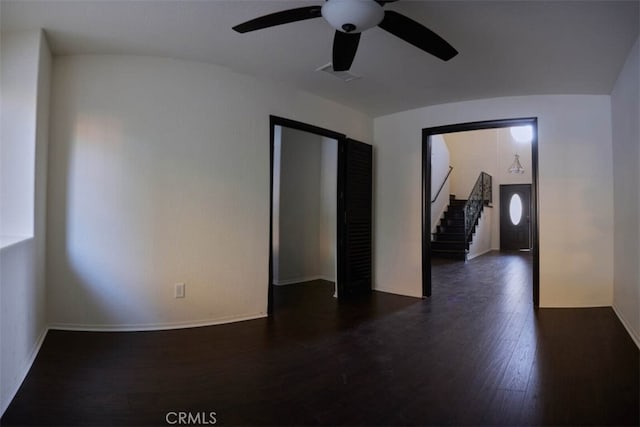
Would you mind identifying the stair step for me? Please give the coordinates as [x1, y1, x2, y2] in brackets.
[437, 225, 464, 234]
[443, 217, 464, 225]
[432, 240, 466, 251]
[432, 233, 464, 241]
[445, 209, 464, 215]
[431, 249, 467, 260]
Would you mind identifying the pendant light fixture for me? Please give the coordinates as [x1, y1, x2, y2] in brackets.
[508, 154, 525, 174]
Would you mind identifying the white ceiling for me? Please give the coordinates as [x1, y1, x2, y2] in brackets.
[2, 0, 638, 117]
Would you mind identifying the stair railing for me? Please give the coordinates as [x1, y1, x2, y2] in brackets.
[431, 166, 454, 203]
[463, 172, 492, 242]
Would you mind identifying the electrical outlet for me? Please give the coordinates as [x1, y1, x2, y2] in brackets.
[175, 283, 185, 298]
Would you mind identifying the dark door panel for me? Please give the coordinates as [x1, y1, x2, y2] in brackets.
[500, 184, 531, 250]
[337, 139, 372, 297]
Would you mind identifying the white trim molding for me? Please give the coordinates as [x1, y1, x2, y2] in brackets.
[48, 313, 267, 333]
[274, 275, 335, 286]
[1, 327, 48, 416]
[612, 304, 640, 349]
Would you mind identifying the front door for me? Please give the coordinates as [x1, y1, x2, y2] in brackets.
[500, 184, 531, 250]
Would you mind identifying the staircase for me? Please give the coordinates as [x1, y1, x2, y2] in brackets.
[431, 172, 492, 261]
[431, 195, 470, 260]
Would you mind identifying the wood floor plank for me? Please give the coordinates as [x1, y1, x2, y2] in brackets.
[2, 252, 638, 426]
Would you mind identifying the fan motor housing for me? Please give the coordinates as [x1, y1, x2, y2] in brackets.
[321, 0, 384, 33]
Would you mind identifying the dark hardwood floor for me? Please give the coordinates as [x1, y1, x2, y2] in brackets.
[2, 251, 638, 426]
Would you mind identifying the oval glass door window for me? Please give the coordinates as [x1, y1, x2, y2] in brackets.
[509, 194, 523, 225]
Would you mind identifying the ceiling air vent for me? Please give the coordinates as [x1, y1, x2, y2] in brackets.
[316, 63, 361, 82]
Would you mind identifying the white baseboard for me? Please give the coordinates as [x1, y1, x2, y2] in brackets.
[274, 275, 334, 286]
[467, 248, 493, 260]
[1, 326, 48, 417]
[373, 287, 423, 299]
[612, 304, 640, 349]
[48, 313, 267, 333]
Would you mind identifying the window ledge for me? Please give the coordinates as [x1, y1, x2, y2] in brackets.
[0, 235, 32, 250]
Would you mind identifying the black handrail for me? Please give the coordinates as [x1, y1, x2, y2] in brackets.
[463, 172, 492, 242]
[431, 166, 454, 203]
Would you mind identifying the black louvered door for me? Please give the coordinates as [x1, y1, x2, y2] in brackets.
[337, 139, 372, 298]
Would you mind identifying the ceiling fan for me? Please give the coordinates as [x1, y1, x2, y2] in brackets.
[232, 0, 458, 72]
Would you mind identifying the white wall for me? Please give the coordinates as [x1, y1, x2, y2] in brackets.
[374, 95, 614, 306]
[430, 134, 450, 232]
[47, 55, 370, 329]
[271, 126, 282, 283]
[467, 209, 493, 260]
[496, 128, 533, 186]
[275, 128, 336, 285]
[445, 129, 499, 199]
[277, 128, 322, 284]
[443, 128, 497, 259]
[611, 36, 639, 346]
[445, 130, 496, 251]
[319, 137, 337, 281]
[445, 127, 533, 197]
[1, 31, 39, 239]
[0, 30, 50, 416]
[443, 130, 496, 256]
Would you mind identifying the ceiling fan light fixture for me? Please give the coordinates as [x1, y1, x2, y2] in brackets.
[232, 0, 458, 72]
[321, 0, 384, 33]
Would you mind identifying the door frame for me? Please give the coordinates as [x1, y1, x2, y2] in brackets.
[422, 118, 540, 306]
[268, 116, 345, 315]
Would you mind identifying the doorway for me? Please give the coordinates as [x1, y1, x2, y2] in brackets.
[269, 116, 373, 314]
[272, 125, 338, 299]
[422, 118, 539, 306]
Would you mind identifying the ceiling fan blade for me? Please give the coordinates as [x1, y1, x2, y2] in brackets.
[232, 6, 322, 33]
[333, 31, 361, 71]
[378, 11, 458, 61]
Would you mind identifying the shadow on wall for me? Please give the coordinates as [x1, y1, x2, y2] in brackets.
[52, 113, 159, 327]
[51, 105, 270, 328]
